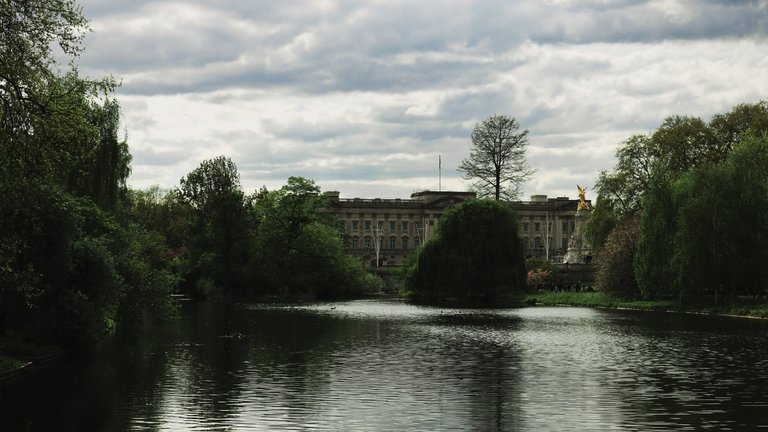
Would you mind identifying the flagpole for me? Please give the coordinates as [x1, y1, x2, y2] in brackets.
[439, 155, 442, 192]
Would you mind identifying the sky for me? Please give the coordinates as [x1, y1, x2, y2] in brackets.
[74, 0, 768, 200]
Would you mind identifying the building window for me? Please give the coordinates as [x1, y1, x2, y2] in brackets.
[364, 237, 372, 249]
[562, 221, 568, 233]
[352, 220, 359, 232]
[414, 237, 421, 249]
[523, 222, 529, 232]
[351, 237, 358, 250]
[534, 222, 541, 233]
[534, 237, 541, 249]
[562, 238, 569, 250]
[570, 221, 575, 232]
[365, 221, 372, 231]
[389, 237, 396, 250]
[378, 221, 384, 230]
[402, 221, 409, 232]
[402, 236, 409, 251]
[390, 221, 396, 232]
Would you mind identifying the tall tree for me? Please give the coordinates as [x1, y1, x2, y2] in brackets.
[178, 156, 251, 296]
[1, 0, 116, 188]
[251, 176, 380, 298]
[458, 114, 534, 201]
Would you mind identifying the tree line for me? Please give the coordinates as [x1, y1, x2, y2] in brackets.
[0, 0, 378, 347]
[586, 101, 768, 303]
[140, 160, 382, 301]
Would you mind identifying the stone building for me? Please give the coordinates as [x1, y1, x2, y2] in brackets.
[326, 191, 588, 266]
[509, 195, 588, 263]
[326, 191, 476, 267]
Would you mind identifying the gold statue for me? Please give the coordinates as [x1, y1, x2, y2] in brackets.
[577, 184, 591, 212]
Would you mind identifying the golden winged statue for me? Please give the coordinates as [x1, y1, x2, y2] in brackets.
[577, 184, 591, 212]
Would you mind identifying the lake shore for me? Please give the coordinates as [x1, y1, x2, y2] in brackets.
[0, 338, 62, 381]
[523, 291, 768, 319]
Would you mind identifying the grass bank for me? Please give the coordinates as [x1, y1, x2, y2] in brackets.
[523, 291, 768, 319]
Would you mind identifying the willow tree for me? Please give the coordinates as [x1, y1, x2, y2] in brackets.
[633, 133, 768, 304]
[458, 114, 534, 201]
[405, 199, 527, 302]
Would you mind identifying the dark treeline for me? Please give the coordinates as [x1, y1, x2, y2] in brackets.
[0, 0, 378, 347]
[586, 101, 768, 304]
[137, 160, 382, 301]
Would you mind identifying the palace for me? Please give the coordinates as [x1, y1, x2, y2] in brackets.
[326, 191, 589, 266]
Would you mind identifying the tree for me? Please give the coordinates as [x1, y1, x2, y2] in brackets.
[1, 0, 89, 130]
[632, 132, 768, 304]
[0, 0, 177, 345]
[708, 101, 768, 162]
[1, 1, 116, 190]
[178, 156, 251, 296]
[458, 114, 534, 201]
[251, 176, 380, 298]
[405, 199, 527, 302]
[634, 173, 677, 300]
[595, 215, 640, 299]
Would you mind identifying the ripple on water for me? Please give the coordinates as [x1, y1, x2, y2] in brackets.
[6, 300, 768, 431]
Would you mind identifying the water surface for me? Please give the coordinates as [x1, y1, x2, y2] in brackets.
[3, 300, 768, 431]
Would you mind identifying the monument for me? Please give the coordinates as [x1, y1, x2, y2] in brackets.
[563, 185, 592, 264]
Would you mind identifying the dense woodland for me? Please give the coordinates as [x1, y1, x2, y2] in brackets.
[586, 101, 768, 304]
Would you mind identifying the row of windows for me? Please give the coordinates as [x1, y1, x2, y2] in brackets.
[521, 221, 575, 234]
[345, 220, 428, 233]
[341, 212, 440, 220]
[349, 236, 420, 251]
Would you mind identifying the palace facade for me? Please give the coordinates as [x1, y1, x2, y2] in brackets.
[326, 191, 588, 266]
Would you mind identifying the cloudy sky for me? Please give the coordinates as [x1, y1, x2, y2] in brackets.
[75, 0, 768, 200]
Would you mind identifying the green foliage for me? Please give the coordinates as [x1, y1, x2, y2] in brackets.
[177, 156, 252, 297]
[0, 186, 177, 345]
[179, 156, 242, 215]
[593, 101, 768, 221]
[405, 199, 527, 302]
[113, 224, 178, 330]
[635, 174, 677, 299]
[78, 98, 132, 209]
[523, 291, 768, 319]
[0, 0, 177, 347]
[251, 177, 380, 299]
[593, 101, 768, 302]
[583, 194, 619, 251]
[634, 133, 768, 304]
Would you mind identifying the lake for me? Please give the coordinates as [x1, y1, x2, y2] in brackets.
[3, 299, 768, 431]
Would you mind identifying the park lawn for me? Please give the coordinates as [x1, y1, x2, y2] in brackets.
[523, 291, 768, 318]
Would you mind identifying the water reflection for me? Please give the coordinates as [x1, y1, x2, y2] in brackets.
[3, 300, 768, 431]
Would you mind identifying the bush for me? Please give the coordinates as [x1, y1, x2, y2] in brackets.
[405, 199, 527, 302]
[596, 215, 640, 299]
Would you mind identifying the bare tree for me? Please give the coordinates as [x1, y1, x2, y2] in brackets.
[458, 114, 535, 200]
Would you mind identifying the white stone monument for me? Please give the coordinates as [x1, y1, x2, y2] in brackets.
[563, 185, 592, 264]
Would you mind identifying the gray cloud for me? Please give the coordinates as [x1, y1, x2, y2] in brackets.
[77, 0, 768, 199]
